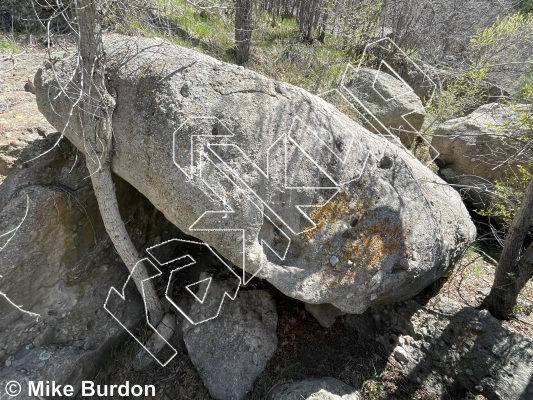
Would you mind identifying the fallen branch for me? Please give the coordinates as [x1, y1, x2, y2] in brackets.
[1, 50, 26, 73]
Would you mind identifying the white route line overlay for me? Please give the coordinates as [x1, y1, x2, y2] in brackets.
[187, 159, 292, 285]
[104, 240, 242, 366]
[147, 239, 242, 325]
[0, 195, 40, 320]
[319, 37, 440, 167]
[173, 114, 382, 285]
[104, 257, 178, 368]
[105, 50, 408, 364]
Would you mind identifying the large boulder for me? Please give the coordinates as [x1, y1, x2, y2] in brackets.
[340, 66, 426, 147]
[183, 286, 278, 400]
[0, 132, 144, 396]
[34, 35, 476, 314]
[431, 103, 533, 206]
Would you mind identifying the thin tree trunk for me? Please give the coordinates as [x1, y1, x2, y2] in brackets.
[86, 162, 165, 325]
[482, 175, 533, 319]
[76, 0, 164, 325]
[235, 0, 253, 65]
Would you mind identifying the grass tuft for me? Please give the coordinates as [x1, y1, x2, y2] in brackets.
[0, 39, 21, 52]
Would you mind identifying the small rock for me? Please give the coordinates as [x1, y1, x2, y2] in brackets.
[475, 385, 483, 392]
[305, 303, 345, 328]
[342, 67, 426, 147]
[82, 340, 95, 351]
[24, 75, 36, 94]
[39, 350, 52, 361]
[33, 326, 55, 347]
[270, 377, 360, 400]
[330, 256, 339, 266]
[180, 81, 192, 97]
[431, 103, 533, 207]
[370, 270, 383, 290]
[393, 346, 409, 363]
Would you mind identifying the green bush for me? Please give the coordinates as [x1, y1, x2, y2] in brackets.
[513, 65, 533, 100]
[476, 86, 533, 227]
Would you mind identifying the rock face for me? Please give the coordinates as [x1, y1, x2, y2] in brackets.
[270, 377, 360, 400]
[0, 104, 54, 176]
[374, 297, 533, 400]
[35, 35, 476, 314]
[341, 67, 426, 146]
[431, 103, 533, 206]
[182, 286, 278, 400]
[0, 132, 144, 396]
[305, 303, 345, 328]
[0, 53, 55, 178]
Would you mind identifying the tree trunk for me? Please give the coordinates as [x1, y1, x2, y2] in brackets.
[75, 0, 164, 325]
[296, 0, 321, 43]
[482, 175, 533, 319]
[235, 0, 253, 65]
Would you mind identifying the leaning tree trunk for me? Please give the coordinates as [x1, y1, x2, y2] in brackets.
[75, 0, 164, 326]
[235, 0, 253, 65]
[482, 175, 533, 319]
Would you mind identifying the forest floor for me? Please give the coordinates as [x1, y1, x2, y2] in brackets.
[88, 250, 533, 400]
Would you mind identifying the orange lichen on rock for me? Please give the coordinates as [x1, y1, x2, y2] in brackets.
[342, 218, 405, 270]
[320, 219, 406, 289]
[301, 190, 407, 287]
[302, 192, 372, 242]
